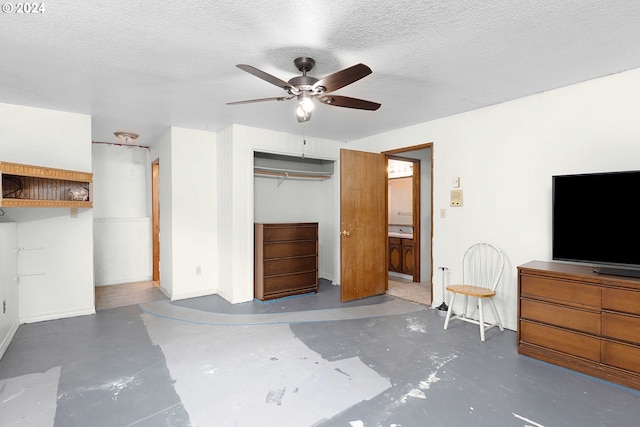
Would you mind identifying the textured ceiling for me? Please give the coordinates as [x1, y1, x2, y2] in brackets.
[2, 1, 640, 146]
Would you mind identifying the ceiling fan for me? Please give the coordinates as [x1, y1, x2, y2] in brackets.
[227, 57, 381, 122]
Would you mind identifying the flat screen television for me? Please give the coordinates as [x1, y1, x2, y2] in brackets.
[552, 170, 640, 278]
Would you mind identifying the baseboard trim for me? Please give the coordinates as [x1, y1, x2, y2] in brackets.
[170, 288, 216, 302]
[19, 307, 96, 324]
[0, 319, 19, 360]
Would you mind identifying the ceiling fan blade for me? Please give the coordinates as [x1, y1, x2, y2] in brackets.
[226, 95, 294, 105]
[319, 95, 381, 111]
[236, 64, 297, 92]
[313, 63, 372, 93]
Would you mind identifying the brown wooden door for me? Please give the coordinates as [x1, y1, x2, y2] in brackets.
[340, 148, 387, 301]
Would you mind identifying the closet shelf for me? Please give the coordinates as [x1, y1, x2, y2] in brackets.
[254, 166, 332, 180]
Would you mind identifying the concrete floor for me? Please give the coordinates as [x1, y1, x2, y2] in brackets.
[1, 280, 640, 426]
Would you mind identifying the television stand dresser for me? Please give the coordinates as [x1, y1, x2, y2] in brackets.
[518, 260, 640, 390]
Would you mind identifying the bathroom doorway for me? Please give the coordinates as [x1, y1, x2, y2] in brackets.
[384, 144, 433, 305]
[387, 156, 420, 282]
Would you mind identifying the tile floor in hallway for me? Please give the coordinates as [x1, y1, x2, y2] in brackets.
[1, 280, 640, 426]
[94, 281, 168, 311]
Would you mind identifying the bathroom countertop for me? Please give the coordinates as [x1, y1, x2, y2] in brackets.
[388, 232, 413, 239]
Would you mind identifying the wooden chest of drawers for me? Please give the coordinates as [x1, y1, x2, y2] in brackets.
[254, 223, 318, 301]
[518, 261, 640, 390]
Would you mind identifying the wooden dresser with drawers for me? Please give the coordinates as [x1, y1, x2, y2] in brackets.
[254, 222, 318, 301]
[518, 260, 640, 390]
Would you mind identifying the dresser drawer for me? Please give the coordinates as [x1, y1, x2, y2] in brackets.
[602, 287, 640, 316]
[601, 340, 640, 374]
[263, 225, 317, 242]
[263, 271, 317, 295]
[264, 255, 317, 277]
[264, 240, 317, 259]
[520, 275, 600, 309]
[519, 320, 600, 362]
[602, 312, 640, 345]
[520, 298, 600, 335]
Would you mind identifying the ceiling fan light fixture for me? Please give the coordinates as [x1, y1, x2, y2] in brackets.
[297, 92, 314, 114]
[296, 104, 312, 122]
[114, 131, 140, 144]
[229, 57, 380, 123]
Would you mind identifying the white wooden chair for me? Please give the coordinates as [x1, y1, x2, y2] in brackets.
[443, 242, 505, 341]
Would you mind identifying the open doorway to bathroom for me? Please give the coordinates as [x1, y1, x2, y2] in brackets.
[384, 144, 433, 306]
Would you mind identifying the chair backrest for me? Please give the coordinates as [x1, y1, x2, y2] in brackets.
[462, 242, 504, 291]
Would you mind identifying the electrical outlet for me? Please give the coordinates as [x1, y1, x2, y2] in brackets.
[196, 265, 202, 275]
[450, 189, 463, 207]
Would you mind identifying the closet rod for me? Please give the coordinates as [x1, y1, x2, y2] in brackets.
[254, 169, 332, 180]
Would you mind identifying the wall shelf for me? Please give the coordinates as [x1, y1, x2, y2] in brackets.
[0, 162, 93, 208]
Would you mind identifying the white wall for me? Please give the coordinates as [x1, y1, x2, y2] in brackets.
[348, 67, 640, 331]
[169, 127, 217, 300]
[219, 125, 343, 303]
[216, 126, 234, 302]
[0, 103, 94, 323]
[149, 127, 217, 301]
[92, 143, 152, 285]
[0, 223, 18, 359]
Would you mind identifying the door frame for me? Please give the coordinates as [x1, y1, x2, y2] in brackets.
[383, 143, 434, 299]
[152, 158, 160, 283]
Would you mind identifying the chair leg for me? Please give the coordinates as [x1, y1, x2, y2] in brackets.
[462, 295, 469, 320]
[443, 293, 456, 330]
[489, 298, 504, 331]
[478, 298, 486, 342]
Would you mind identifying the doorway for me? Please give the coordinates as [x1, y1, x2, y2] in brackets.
[387, 156, 420, 282]
[384, 144, 433, 305]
